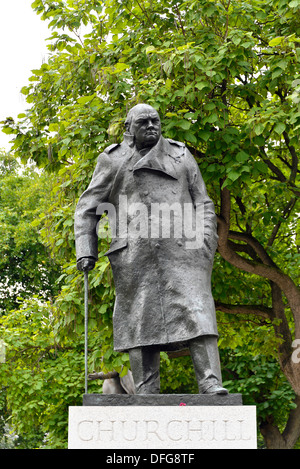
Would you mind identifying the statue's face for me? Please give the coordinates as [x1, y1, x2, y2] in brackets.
[130, 107, 161, 150]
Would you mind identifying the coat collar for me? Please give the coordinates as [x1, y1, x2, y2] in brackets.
[130, 137, 178, 180]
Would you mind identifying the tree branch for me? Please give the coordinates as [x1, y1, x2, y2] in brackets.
[271, 282, 293, 364]
[258, 142, 300, 196]
[261, 396, 300, 449]
[282, 395, 300, 448]
[215, 301, 272, 319]
[283, 131, 298, 184]
[228, 230, 276, 266]
[175, 4, 186, 37]
[88, 371, 119, 380]
[267, 197, 297, 247]
[259, 147, 286, 182]
[217, 188, 300, 338]
[223, 0, 231, 41]
[228, 239, 259, 261]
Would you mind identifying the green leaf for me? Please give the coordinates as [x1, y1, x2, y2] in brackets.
[146, 45, 156, 54]
[115, 62, 129, 71]
[77, 95, 95, 104]
[232, 36, 242, 46]
[254, 123, 264, 135]
[195, 81, 209, 90]
[269, 37, 284, 47]
[1, 126, 14, 135]
[48, 123, 59, 132]
[289, 0, 300, 7]
[204, 103, 216, 111]
[274, 122, 286, 134]
[253, 136, 265, 146]
[206, 113, 218, 124]
[254, 161, 268, 173]
[227, 170, 240, 181]
[272, 68, 283, 80]
[198, 130, 211, 142]
[177, 119, 191, 130]
[236, 151, 249, 162]
[276, 59, 288, 70]
[184, 131, 197, 144]
[165, 78, 172, 90]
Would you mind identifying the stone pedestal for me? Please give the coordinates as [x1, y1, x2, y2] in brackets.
[82, 393, 242, 406]
[68, 394, 256, 449]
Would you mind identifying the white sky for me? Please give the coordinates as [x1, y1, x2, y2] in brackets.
[0, 0, 50, 151]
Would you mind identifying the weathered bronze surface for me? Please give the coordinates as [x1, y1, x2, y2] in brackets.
[74, 104, 227, 395]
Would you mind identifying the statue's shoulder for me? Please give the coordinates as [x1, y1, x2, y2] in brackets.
[166, 138, 186, 163]
[104, 143, 121, 154]
[96, 143, 122, 167]
[166, 138, 185, 148]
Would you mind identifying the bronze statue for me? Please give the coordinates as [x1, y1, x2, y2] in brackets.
[88, 369, 136, 395]
[74, 103, 227, 395]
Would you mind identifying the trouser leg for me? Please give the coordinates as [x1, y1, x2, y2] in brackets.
[129, 346, 160, 394]
[189, 335, 228, 394]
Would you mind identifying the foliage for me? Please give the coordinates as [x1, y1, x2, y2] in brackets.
[160, 354, 199, 394]
[221, 347, 298, 449]
[0, 299, 91, 448]
[0, 151, 61, 315]
[0, 151, 64, 447]
[1, 0, 300, 448]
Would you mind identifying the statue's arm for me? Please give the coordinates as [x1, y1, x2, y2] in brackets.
[74, 152, 114, 271]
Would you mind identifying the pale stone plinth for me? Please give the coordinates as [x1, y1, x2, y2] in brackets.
[68, 405, 257, 449]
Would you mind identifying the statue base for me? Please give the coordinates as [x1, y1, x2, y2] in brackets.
[68, 393, 257, 449]
[82, 392, 242, 406]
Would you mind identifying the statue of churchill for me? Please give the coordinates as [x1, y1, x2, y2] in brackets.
[74, 103, 228, 395]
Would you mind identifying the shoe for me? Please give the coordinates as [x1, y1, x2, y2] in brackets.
[203, 384, 229, 395]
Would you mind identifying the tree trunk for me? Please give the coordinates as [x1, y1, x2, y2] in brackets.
[217, 187, 300, 448]
[260, 396, 300, 449]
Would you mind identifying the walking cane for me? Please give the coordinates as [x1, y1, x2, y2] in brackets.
[84, 269, 89, 395]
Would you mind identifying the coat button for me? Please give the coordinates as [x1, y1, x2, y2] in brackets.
[177, 240, 183, 247]
[143, 190, 149, 196]
[155, 243, 160, 248]
[172, 189, 177, 194]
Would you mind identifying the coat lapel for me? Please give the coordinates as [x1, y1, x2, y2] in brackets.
[132, 137, 178, 180]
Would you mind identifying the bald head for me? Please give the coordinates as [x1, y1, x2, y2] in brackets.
[125, 104, 160, 131]
[125, 104, 161, 152]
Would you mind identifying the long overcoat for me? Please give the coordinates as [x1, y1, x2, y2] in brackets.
[74, 136, 219, 352]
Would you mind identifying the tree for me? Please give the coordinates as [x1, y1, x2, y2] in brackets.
[0, 151, 61, 315]
[0, 150, 66, 447]
[1, 0, 300, 448]
[0, 298, 93, 449]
